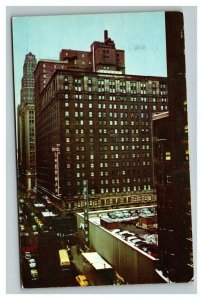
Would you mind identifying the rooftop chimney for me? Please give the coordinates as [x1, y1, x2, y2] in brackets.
[104, 30, 108, 41]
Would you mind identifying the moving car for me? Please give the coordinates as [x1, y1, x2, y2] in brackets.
[76, 275, 89, 287]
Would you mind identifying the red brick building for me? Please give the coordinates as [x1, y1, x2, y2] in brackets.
[34, 31, 168, 209]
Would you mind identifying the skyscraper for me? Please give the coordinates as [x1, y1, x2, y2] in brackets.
[34, 31, 168, 210]
[153, 12, 193, 282]
[18, 52, 37, 194]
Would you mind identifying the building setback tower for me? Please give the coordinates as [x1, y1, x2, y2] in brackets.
[34, 31, 168, 210]
[153, 12, 193, 282]
[18, 52, 37, 194]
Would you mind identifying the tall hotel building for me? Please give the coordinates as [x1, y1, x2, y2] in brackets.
[153, 13, 193, 282]
[34, 31, 168, 209]
[18, 52, 37, 193]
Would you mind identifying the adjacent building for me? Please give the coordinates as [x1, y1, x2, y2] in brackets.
[34, 30, 168, 209]
[18, 52, 37, 194]
[76, 207, 162, 284]
[153, 12, 193, 282]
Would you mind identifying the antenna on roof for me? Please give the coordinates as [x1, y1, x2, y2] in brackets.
[26, 33, 28, 53]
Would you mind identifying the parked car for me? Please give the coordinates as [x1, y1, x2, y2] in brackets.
[114, 212, 124, 218]
[20, 232, 29, 237]
[130, 238, 143, 246]
[124, 233, 135, 240]
[111, 229, 120, 235]
[25, 252, 32, 259]
[76, 275, 89, 287]
[146, 244, 159, 258]
[122, 211, 131, 218]
[20, 224, 25, 231]
[30, 269, 39, 280]
[28, 258, 36, 268]
[126, 236, 138, 242]
[137, 242, 149, 252]
[118, 231, 131, 238]
[109, 214, 117, 219]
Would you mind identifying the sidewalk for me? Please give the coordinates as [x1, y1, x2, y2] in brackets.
[70, 245, 97, 286]
[71, 245, 84, 274]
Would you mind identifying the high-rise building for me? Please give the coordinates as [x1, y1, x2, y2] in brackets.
[153, 12, 193, 282]
[18, 52, 37, 194]
[34, 31, 168, 209]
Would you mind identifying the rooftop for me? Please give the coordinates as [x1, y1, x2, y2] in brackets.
[82, 252, 113, 270]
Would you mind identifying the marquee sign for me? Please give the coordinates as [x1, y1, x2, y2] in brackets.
[52, 144, 60, 195]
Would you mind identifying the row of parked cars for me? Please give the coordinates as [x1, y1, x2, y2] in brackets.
[24, 252, 39, 281]
[107, 210, 137, 219]
[107, 208, 155, 220]
[111, 229, 159, 258]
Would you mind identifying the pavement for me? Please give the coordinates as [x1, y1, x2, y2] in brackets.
[70, 245, 85, 274]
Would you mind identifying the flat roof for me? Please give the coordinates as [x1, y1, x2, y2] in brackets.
[82, 252, 112, 270]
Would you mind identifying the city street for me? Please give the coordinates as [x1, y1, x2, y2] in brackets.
[19, 196, 78, 287]
[19, 195, 115, 288]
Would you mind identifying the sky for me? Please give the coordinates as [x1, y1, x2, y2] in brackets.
[12, 11, 167, 106]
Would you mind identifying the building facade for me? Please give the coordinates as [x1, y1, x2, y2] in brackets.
[34, 31, 168, 209]
[18, 52, 37, 194]
[153, 12, 193, 282]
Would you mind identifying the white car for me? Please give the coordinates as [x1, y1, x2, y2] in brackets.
[111, 229, 120, 235]
[28, 258, 36, 268]
[25, 252, 32, 259]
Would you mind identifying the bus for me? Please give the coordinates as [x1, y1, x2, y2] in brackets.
[59, 249, 70, 270]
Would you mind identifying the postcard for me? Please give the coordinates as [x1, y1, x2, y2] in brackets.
[12, 11, 193, 288]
